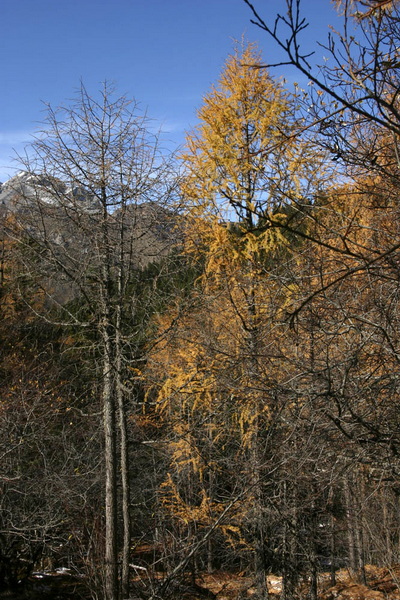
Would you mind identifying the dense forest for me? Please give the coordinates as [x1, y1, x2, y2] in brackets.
[2, 1, 400, 600]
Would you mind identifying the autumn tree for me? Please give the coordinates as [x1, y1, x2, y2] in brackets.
[241, 0, 400, 492]
[146, 42, 330, 599]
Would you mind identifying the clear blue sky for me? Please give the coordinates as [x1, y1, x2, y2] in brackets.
[0, 0, 341, 182]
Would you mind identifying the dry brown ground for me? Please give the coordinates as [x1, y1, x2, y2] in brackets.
[319, 565, 400, 600]
[192, 564, 400, 600]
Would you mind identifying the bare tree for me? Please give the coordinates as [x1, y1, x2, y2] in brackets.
[3, 82, 178, 600]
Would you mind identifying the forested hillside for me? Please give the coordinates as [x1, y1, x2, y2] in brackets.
[2, 2, 400, 600]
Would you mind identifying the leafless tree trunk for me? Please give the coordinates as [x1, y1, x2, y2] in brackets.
[5, 81, 177, 600]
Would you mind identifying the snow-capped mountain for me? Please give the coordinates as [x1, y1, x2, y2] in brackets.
[0, 171, 99, 215]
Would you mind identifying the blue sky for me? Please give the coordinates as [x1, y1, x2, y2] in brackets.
[0, 0, 342, 182]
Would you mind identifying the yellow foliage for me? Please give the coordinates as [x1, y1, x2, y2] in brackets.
[181, 41, 328, 231]
[160, 473, 223, 527]
[146, 41, 333, 551]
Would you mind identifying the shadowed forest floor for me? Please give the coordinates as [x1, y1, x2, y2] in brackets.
[3, 564, 400, 600]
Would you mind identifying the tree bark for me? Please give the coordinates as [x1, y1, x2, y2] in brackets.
[103, 327, 118, 600]
[343, 475, 357, 579]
